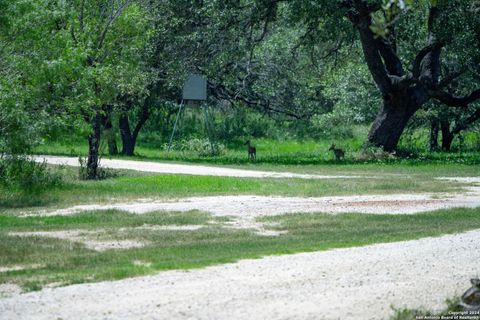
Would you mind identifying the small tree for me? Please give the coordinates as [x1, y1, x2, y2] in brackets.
[65, 0, 154, 178]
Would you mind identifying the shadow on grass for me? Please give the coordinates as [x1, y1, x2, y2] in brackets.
[0, 191, 59, 209]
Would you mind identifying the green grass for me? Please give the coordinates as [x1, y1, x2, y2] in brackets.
[33, 133, 480, 166]
[1, 207, 479, 291]
[0, 163, 470, 211]
[4, 134, 479, 294]
[390, 297, 462, 320]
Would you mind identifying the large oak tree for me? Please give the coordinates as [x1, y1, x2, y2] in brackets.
[287, 0, 480, 151]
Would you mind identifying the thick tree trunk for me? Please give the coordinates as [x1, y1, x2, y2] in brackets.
[119, 113, 135, 156]
[86, 112, 102, 179]
[440, 119, 454, 151]
[118, 103, 150, 156]
[429, 119, 440, 151]
[366, 92, 420, 152]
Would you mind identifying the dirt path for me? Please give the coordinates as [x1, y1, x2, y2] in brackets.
[33, 155, 362, 179]
[22, 178, 480, 233]
[26, 188, 480, 218]
[1, 230, 479, 320]
[13, 160, 479, 318]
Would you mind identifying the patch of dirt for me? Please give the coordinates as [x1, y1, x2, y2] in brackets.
[132, 260, 152, 268]
[1, 230, 479, 319]
[120, 224, 205, 232]
[0, 264, 44, 273]
[337, 199, 445, 210]
[21, 178, 480, 234]
[8, 230, 147, 252]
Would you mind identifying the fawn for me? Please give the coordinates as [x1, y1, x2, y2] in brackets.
[245, 140, 256, 160]
[329, 143, 345, 161]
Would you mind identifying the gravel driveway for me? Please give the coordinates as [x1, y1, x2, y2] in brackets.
[1, 230, 479, 320]
[33, 155, 361, 179]
[10, 158, 479, 319]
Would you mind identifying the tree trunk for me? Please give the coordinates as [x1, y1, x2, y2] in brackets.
[429, 119, 439, 151]
[104, 116, 118, 155]
[366, 92, 420, 152]
[440, 119, 454, 151]
[118, 102, 150, 156]
[86, 112, 102, 179]
[119, 113, 135, 156]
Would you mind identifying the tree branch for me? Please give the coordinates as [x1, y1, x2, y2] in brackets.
[79, 0, 85, 32]
[349, 1, 392, 95]
[70, 25, 78, 45]
[132, 101, 150, 142]
[97, 0, 132, 50]
[411, 42, 444, 78]
[437, 68, 466, 89]
[416, 5, 443, 86]
[452, 108, 480, 135]
[430, 88, 480, 107]
[376, 35, 403, 76]
[208, 80, 307, 120]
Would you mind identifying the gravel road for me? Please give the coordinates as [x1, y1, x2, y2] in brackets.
[33, 155, 361, 179]
[23, 183, 480, 232]
[1, 230, 479, 320]
[10, 158, 478, 319]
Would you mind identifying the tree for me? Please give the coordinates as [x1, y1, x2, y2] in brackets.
[287, 0, 480, 151]
[157, 0, 332, 121]
[429, 103, 480, 151]
[0, 0, 73, 156]
[65, 0, 155, 177]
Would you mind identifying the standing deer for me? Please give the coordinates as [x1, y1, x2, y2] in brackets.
[244, 140, 256, 161]
[329, 143, 345, 161]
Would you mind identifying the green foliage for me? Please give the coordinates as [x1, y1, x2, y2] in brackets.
[0, 157, 62, 193]
[357, 144, 397, 161]
[77, 156, 120, 180]
[390, 297, 461, 320]
[166, 138, 226, 157]
[1, 207, 480, 291]
[1, 0, 479, 162]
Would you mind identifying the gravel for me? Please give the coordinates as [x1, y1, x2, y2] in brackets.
[22, 181, 480, 232]
[7, 159, 479, 319]
[33, 155, 362, 179]
[8, 230, 147, 251]
[1, 230, 479, 320]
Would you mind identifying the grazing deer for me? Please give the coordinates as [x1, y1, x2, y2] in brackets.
[245, 140, 256, 160]
[329, 143, 345, 161]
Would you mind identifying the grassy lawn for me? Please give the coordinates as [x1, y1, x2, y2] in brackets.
[0, 163, 473, 211]
[1, 207, 480, 292]
[33, 135, 480, 167]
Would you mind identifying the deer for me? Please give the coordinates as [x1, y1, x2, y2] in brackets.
[329, 143, 345, 161]
[244, 140, 256, 161]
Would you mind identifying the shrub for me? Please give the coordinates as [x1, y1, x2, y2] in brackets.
[309, 113, 355, 140]
[164, 138, 226, 157]
[0, 156, 62, 193]
[356, 144, 397, 161]
[78, 156, 119, 180]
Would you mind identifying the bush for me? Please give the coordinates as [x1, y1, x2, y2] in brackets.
[356, 144, 397, 161]
[165, 138, 226, 157]
[309, 113, 355, 140]
[78, 156, 120, 180]
[0, 156, 62, 193]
